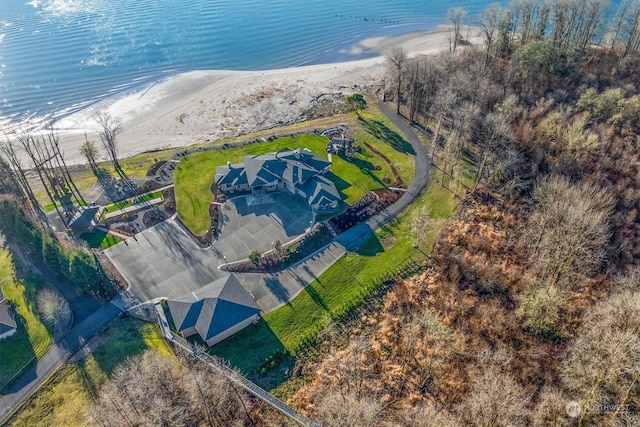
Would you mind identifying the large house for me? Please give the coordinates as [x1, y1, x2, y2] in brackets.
[215, 147, 341, 212]
[167, 274, 261, 347]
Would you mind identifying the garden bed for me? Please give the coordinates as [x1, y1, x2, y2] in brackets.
[146, 160, 167, 177]
[329, 188, 402, 233]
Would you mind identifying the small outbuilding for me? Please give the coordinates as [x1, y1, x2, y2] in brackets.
[167, 274, 261, 346]
[68, 206, 102, 233]
[0, 287, 17, 340]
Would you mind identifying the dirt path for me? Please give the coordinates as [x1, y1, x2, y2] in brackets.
[7, 242, 103, 325]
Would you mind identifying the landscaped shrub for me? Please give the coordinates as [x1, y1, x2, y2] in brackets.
[249, 250, 261, 265]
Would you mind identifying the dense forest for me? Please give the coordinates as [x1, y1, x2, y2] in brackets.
[287, 1, 640, 425]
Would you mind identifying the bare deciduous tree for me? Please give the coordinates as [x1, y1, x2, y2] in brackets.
[615, 266, 640, 292]
[94, 112, 122, 171]
[315, 390, 384, 427]
[401, 401, 460, 427]
[89, 351, 258, 427]
[622, 0, 640, 58]
[447, 7, 467, 53]
[399, 308, 463, 392]
[0, 137, 43, 219]
[531, 386, 574, 427]
[457, 349, 531, 426]
[386, 46, 408, 115]
[36, 288, 71, 335]
[480, 3, 507, 67]
[510, 0, 546, 44]
[410, 207, 432, 248]
[527, 175, 613, 288]
[561, 290, 640, 425]
[80, 137, 100, 174]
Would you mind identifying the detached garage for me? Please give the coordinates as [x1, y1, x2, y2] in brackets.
[167, 274, 261, 346]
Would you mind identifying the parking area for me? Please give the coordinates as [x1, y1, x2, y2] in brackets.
[104, 192, 313, 306]
[214, 192, 313, 262]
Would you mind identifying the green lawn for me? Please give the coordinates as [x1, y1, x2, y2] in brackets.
[211, 171, 458, 387]
[0, 249, 52, 391]
[42, 199, 87, 213]
[103, 190, 164, 213]
[354, 107, 417, 185]
[79, 231, 121, 249]
[8, 319, 172, 427]
[175, 120, 416, 236]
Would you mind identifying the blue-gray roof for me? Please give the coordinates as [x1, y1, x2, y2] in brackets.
[167, 274, 260, 344]
[216, 164, 248, 186]
[297, 175, 341, 206]
[0, 302, 16, 333]
[216, 147, 332, 190]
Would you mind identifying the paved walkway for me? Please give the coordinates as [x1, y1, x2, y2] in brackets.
[0, 301, 122, 423]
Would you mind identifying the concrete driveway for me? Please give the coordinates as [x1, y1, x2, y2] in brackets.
[214, 192, 312, 262]
[104, 192, 313, 308]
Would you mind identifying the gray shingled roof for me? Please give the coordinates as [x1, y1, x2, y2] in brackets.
[0, 284, 16, 335]
[297, 175, 341, 206]
[215, 163, 248, 186]
[167, 274, 260, 343]
[244, 155, 285, 187]
[0, 302, 17, 335]
[217, 147, 333, 190]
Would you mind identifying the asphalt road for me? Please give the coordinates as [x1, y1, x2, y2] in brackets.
[0, 301, 122, 423]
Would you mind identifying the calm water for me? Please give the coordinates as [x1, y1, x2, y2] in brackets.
[0, 0, 616, 126]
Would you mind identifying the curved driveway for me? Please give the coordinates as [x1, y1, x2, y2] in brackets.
[336, 104, 430, 250]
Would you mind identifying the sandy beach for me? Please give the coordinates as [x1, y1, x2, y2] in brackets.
[47, 26, 481, 166]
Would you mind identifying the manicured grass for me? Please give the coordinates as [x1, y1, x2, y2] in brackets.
[0, 249, 52, 391]
[79, 231, 121, 249]
[175, 133, 402, 236]
[119, 151, 176, 179]
[8, 318, 172, 427]
[103, 190, 163, 213]
[42, 199, 87, 213]
[212, 171, 458, 384]
[354, 107, 416, 185]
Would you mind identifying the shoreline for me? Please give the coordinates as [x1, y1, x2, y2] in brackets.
[38, 25, 481, 166]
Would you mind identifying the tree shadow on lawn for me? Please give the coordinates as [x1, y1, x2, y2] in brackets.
[209, 320, 292, 390]
[359, 116, 415, 154]
[82, 318, 157, 382]
[356, 235, 384, 257]
[337, 153, 387, 188]
[0, 312, 38, 392]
